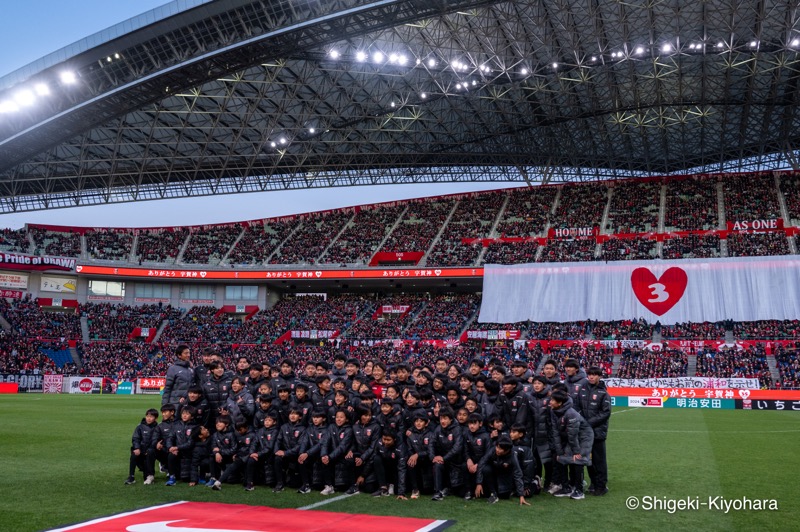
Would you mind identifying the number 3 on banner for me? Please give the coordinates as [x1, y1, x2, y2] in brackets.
[647, 282, 669, 303]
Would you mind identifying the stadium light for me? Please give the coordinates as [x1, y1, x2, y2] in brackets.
[60, 71, 77, 84]
[420, 92, 427, 99]
[716, 42, 725, 49]
[34, 83, 50, 96]
[114, 53, 120, 59]
[329, 49, 340, 59]
[792, 39, 800, 47]
[390, 101, 396, 107]
[661, 43, 672, 53]
[356, 51, 367, 62]
[373, 51, 384, 63]
[279, 137, 287, 145]
[749, 41, 758, 48]
[552, 62, 558, 69]
[397, 54, 408, 65]
[0, 100, 19, 113]
[308, 127, 315, 134]
[14, 89, 35, 106]
[427, 58, 436, 68]
[270, 142, 277, 148]
[520, 68, 528, 75]
[634, 46, 645, 55]
[389, 53, 399, 63]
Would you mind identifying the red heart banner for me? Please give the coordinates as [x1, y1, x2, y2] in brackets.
[631, 267, 688, 316]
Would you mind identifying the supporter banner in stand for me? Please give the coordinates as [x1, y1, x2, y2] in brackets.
[0, 289, 24, 298]
[465, 330, 522, 340]
[0, 252, 76, 272]
[0, 373, 44, 392]
[727, 219, 784, 232]
[480, 256, 800, 325]
[43, 374, 63, 393]
[290, 330, 339, 340]
[40, 276, 77, 293]
[608, 387, 800, 401]
[605, 377, 760, 389]
[0, 272, 28, 289]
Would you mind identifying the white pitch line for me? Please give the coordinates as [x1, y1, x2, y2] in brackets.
[611, 407, 637, 415]
[297, 492, 356, 510]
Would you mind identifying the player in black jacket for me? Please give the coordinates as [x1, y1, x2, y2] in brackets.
[208, 415, 237, 487]
[297, 410, 329, 493]
[146, 404, 176, 484]
[372, 430, 408, 498]
[475, 435, 530, 505]
[578, 367, 612, 496]
[252, 413, 280, 487]
[463, 413, 491, 500]
[429, 407, 465, 501]
[405, 412, 432, 498]
[126, 408, 158, 485]
[211, 423, 258, 491]
[273, 408, 308, 492]
[166, 406, 198, 485]
[320, 409, 354, 495]
[350, 406, 381, 494]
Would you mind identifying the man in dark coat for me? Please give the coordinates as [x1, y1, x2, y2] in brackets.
[564, 359, 588, 402]
[549, 390, 594, 500]
[578, 366, 612, 496]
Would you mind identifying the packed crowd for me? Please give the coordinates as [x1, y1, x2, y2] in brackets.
[79, 341, 161, 379]
[605, 181, 660, 234]
[269, 211, 353, 265]
[137, 229, 190, 263]
[726, 233, 790, 257]
[538, 239, 597, 262]
[83, 302, 182, 341]
[403, 294, 479, 339]
[182, 225, 243, 265]
[664, 177, 718, 231]
[549, 184, 607, 230]
[0, 335, 73, 374]
[779, 174, 800, 226]
[616, 349, 688, 378]
[660, 321, 727, 339]
[0, 228, 30, 253]
[321, 205, 405, 265]
[86, 230, 134, 261]
[227, 221, 296, 266]
[733, 320, 800, 339]
[344, 297, 427, 340]
[427, 193, 505, 267]
[774, 345, 800, 388]
[379, 199, 456, 255]
[494, 187, 557, 238]
[722, 172, 781, 221]
[695, 347, 773, 388]
[0, 296, 81, 340]
[30, 228, 82, 257]
[661, 235, 720, 259]
[599, 239, 657, 261]
[589, 319, 652, 340]
[481, 242, 539, 265]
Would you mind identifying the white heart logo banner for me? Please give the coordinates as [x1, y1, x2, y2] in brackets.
[478, 255, 800, 325]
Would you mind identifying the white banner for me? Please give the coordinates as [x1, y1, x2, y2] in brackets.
[605, 377, 760, 389]
[41, 276, 77, 293]
[0, 273, 28, 289]
[43, 374, 63, 393]
[479, 256, 800, 325]
[65, 376, 103, 394]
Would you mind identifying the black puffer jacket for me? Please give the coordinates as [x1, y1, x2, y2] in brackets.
[201, 371, 234, 414]
[565, 369, 588, 402]
[549, 398, 594, 465]
[526, 388, 552, 464]
[578, 380, 611, 441]
[131, 418, 158, 451]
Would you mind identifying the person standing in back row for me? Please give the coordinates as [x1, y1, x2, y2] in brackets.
[162, 344, 194, 406]
[578, 366, 611, 496]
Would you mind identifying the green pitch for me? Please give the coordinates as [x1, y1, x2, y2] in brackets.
[1, 395, 798, 531]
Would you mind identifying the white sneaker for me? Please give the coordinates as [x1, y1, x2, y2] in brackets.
[143, 475, 154, 485]
[320, 485, 335, 495]
[410, 490, 420, 499]
[547, 484, 562, 495]
[387, 484, 395, 495]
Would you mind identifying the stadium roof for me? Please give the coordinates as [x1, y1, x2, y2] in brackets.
[1, 0, 800, 213]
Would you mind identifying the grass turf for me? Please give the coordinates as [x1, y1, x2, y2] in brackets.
[1, 395, 798, 531]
